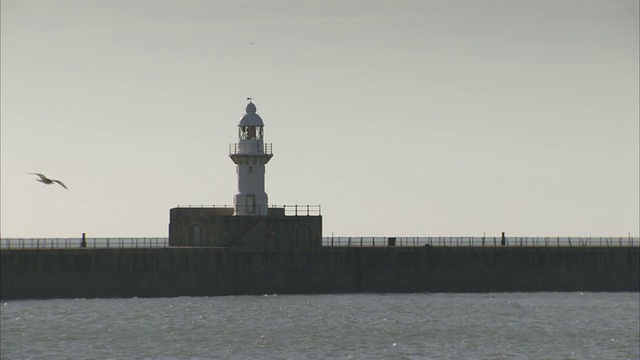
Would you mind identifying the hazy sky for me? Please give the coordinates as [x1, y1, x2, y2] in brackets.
[1, 0, 638, 238]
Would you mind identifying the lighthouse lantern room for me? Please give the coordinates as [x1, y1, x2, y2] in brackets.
[229, 100, 273, 215]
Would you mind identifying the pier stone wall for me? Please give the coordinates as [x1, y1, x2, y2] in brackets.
[168, 207, 322, 248]
[1, 247, 638, 299]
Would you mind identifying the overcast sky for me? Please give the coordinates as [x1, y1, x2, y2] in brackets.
[1, 0, 638, 238]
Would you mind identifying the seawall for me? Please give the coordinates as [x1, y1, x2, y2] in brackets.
[1, 247, 638, 299]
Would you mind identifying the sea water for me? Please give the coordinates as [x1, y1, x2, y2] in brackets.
[1, 293, 638, 359]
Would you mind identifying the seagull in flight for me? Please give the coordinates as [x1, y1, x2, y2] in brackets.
[28, 173, 68, 189]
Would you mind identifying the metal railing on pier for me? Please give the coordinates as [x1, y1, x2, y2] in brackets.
[279, 205, 321, 216]
[173, 204, 321, 216]
[321, 236, 639, 248]
[0, 237, 169, 250]
[1, 235, 637, 250]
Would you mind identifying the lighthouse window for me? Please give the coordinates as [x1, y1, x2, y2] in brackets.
[239, 126, 263, 140]
[249, 166, 253, 173]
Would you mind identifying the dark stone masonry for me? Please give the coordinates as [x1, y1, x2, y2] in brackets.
[1, 246, 638, 299]
[168, 207, 322, 248]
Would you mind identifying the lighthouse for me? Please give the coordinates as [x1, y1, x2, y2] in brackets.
[169, 99, 321, 247]
[229, 99, 273, 215]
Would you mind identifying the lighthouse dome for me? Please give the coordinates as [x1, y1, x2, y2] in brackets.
[239, 102, 264, 126]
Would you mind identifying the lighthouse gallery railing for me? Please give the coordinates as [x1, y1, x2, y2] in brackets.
[229, 143, 272, 155]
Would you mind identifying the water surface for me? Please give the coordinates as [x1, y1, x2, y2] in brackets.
[2, 293, 638, 359]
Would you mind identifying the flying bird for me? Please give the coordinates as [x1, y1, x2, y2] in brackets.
[28, 173, 68, 189]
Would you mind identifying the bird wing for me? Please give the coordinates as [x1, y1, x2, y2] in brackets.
[53, 180, 68, 189]
[28, 173, 49, 181]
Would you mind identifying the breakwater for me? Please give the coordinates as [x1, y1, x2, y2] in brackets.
[1, 247, 638, 299]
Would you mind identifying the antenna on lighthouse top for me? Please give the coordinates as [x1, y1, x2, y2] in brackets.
[247, 97, 253, 103]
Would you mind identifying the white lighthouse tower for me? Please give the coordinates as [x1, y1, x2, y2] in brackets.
[229, 99, 273, 216]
